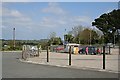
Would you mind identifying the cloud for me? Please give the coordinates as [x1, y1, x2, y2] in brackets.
[10, 10, 23, 17]
[38, 15, 92, 30]
[41, 2, 92, 28]
[2, 7, 33, 29]
[3, 2, 92, 29]
[2, 7, 27, 18]
[42, 2, 66, 15]
[73, 16, 92, 23]
[39, 16, 68, 28]
[2, 2, 93, 39]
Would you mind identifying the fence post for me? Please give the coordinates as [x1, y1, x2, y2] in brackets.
[47, 46, 49, 62]
[103, 46, 105, 69]
[69, 46, 72, 66]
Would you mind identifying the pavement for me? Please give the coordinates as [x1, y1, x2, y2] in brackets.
[20, 52, 119, 73]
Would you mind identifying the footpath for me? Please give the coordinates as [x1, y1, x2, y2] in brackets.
[20, 52, 119, 73]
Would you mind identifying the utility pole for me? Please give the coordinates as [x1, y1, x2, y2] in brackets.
[13, 28, 15, 50]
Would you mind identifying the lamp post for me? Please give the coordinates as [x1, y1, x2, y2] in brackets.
[90, 29, 91, 46]
[13, 28, 15, 50]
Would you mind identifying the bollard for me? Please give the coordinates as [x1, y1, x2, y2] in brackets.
[47, 46, 49, 62]
[103, 46, 105, 69]
[109, 45, 110, 54]
[24, 45, 27, 60]
[23, 45, 27, 60]
[69, 46, 72, 66]
[37, 46, 39, 57]
[22, 45, 25, 59]
[119, 45, 120, 55]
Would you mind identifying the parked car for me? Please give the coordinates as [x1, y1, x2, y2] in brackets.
[54, 46, 64, 52]
[78, 46, 98, 55]
[78, 46, 86, 54]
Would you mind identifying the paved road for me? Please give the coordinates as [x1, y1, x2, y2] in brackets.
[2, 52, 118, 78]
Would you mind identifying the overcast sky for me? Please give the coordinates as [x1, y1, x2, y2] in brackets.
[1, 2, 118, 40]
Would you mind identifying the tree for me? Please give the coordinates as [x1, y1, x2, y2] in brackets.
[48, 32, 56, 45]
[91, 30, 100, 44]
[71, 25, 84, 37]
[92, 9, 120, 43]
[64, 34, 74, 43]
[48, 32, 63, 45]
[49, 37, 63, 45]
[49, 32, 56, 39]
[40, 41, 48, 50]
[65, 25, 84, 44]
[79, 29, 90, 44]
[78, 28, 99, 44]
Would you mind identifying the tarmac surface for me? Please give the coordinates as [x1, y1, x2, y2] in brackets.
[2, 52, 119, 78]
[22, 51, 119, 73]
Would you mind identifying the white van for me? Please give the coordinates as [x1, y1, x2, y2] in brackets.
[64, 43, 80, 53]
